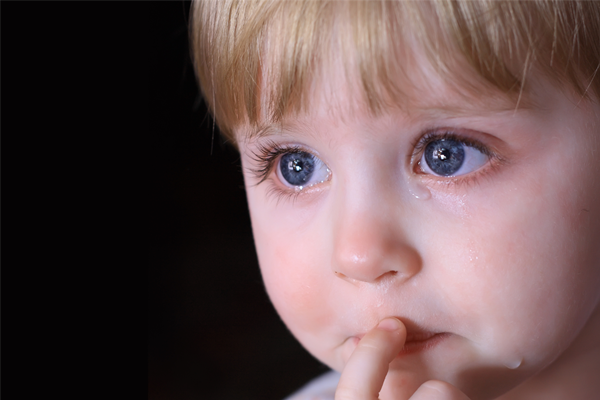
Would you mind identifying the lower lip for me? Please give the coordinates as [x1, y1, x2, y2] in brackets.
[397, 332, 451, 356]
[343, 332, 450, 363]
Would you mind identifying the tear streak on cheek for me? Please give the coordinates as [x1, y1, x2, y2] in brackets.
[429, 190, 470, 219]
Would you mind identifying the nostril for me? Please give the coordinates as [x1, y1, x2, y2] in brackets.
[333, 241, 422, 283]
[334, 271, 361, 285]
[375, 270, 398, 282]
[335, 269, 402, 283]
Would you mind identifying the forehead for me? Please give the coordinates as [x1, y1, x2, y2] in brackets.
[195, 0, 600, 144]
[241, 46, 534, 142]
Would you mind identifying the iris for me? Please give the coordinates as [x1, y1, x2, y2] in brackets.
[424, 139, 465, 176]
[280, 152, 316, 186]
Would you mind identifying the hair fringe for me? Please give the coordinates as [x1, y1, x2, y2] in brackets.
[190, 0, 600, 142]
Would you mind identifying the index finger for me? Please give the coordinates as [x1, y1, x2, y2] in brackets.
[336, 318, 407, 400]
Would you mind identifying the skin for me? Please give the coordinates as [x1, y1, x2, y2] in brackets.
[234, 53, 600, 399]
[338, 317, 470, 400]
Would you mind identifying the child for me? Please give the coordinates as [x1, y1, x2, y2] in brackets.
[190, 1, 600, 399]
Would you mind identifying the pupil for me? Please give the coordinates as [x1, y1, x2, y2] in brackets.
[280, 152, 315, 186]
[289, 159, 303, 172]
[424, 139, 465, 176]
[435, 149, 449, 160]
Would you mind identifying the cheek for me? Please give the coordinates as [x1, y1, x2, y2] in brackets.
[264, 242, 328, 322]
[249, 201, 335, 342]
[432, 152, 600, 365]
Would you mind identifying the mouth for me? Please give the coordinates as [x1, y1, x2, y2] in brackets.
[398, 331, 450, 356]
[348, 329, 451, 358]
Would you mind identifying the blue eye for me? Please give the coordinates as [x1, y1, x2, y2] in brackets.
[278, 151, 330, 188]
[421, 138, 488, 177]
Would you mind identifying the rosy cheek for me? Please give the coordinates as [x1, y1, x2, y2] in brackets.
[259, 234, 332, 334]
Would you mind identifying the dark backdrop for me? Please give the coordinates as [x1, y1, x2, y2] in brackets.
[149, 2, 328, 399]
[1, 1, 325, 398]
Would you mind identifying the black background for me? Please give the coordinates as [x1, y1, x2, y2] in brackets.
[148, 2, 328, 399]
[3, 2, 327, 398]
[7, 2, 600, 399]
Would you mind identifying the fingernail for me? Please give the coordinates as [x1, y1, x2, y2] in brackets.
[377, 317, 401, 332]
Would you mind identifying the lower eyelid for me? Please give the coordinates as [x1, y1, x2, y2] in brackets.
[261, 173, 331, 204]
[417, 154, 502, 189]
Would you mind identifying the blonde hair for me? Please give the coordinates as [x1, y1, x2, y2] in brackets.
[190, 0, 600, 142]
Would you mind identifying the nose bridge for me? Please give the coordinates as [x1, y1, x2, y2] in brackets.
[331, 178, 421, 284]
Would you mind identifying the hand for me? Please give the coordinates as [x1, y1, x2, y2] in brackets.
[335, 318, 470, 400]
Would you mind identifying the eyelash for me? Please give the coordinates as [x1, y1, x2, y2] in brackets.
[249, 131, 501, 196]
[249, 141, 305, 185]
[248, 141, 320, 203]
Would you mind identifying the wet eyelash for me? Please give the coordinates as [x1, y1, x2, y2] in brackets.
[263, 183, 304, 205]
[249, 140, 304, 185]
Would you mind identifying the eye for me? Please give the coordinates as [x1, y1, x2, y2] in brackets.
[277, 151, 330, 189]
[419, 138, 488, 177]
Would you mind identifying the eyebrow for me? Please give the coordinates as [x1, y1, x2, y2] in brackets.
[247, 121, 313, 141]
[248, 125, 278, 140]
[415, 101, 536, 119]
[243, 85, 539, 143]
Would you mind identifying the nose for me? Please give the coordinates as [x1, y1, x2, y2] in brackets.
[332, 207, 422, 284]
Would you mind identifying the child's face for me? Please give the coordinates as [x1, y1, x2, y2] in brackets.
[236, 53, 600, 398]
